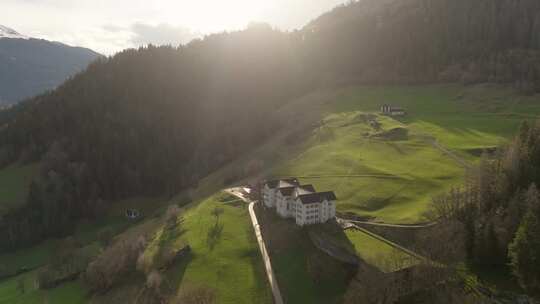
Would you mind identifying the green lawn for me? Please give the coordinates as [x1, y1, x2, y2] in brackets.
[159, 194, 272, 304]
[0, 240, 56, 277]
[0, 163, 38, 214]
[272, 84, 540, 223]
[0, 270, 88, 304]
[346, 229, 418, 273]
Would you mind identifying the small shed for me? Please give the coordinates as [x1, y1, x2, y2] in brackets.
[125, 209, 141, 220]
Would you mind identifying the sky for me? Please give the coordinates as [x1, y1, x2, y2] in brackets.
[0, 0, 347, 55]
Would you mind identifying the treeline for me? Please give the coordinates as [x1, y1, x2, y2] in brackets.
[432, 121, 540, 294]
[302, 0, 540, 92]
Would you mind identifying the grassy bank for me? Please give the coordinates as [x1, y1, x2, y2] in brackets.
[346, 229, 418, 273]
[273, 84, 540, 223]
[152, 193, 272, 304]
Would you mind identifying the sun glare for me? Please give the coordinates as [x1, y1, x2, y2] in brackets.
[159, 0, 267, 33]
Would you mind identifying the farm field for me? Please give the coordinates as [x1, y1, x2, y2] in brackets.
[154, 193, 272, 304]
[273, 84, 540, 223]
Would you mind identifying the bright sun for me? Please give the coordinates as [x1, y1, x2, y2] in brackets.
[160, 0, 267, 32]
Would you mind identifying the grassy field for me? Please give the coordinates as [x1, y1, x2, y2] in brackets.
[332, 85, 539, 150]
[0, 270, 88, 304]
[150, 193, 272, 304]
[346, 229, 418, 273]
[273, 111, 465, 223]
[272, 84, 540, 223]
[0, 163, 38, 214]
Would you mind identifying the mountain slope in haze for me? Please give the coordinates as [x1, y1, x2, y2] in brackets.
[0, 26, 303, 250]
[0, 25, 101, 104]
[1, 0, 540, 249]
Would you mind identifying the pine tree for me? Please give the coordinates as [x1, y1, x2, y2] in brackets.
[509, 184, 540, 293]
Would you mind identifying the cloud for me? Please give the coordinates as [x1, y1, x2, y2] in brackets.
[0, 0, 348, 55]
[129, 23, 200, 47]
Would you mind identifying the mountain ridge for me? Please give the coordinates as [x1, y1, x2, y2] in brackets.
[0, 25, 101, 105]
[0, 25, 28, 39]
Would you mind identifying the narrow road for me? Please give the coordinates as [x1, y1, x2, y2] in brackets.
[248, 202, 284, 304]
[347, 223, 430, 263]
[431, 139, 472, 169]
[416, 134, 472, 170]
[226, 188, 284, 304]
[275, 174, 403, 180]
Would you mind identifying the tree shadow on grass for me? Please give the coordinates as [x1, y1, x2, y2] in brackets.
[206, 223, 224, 251]
[241, 246, 274, 303]
[164, 250, 194, 294]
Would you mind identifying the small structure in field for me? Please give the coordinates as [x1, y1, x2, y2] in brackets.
[262, 178, 337, 226]
[380, 104, 406, 116]
[125, 209, 141, 220]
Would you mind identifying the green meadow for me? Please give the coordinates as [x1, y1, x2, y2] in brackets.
[147, 193, 272, 304]
[274, 84, 540, 223]
[0, 270, 87, 304]
[346, 229, 418, 273]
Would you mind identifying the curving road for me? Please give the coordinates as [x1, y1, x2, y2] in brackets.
[337, 217, 437, 229]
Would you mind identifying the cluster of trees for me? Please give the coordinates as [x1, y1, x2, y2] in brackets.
[431, 121, 540, 294]
[3, 0, 540, 250]
[84, 235, 147, 293]
[36, 237, 93, 289]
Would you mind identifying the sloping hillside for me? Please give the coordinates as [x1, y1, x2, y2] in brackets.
[302, 0, 540, 91]
[2, 0, 540, 265]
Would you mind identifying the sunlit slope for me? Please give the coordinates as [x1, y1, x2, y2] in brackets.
[271, 84, 540, 223]
[333, 85, 538, 150]
[273, 111, 464, 223]
[142, 193, 272, 304]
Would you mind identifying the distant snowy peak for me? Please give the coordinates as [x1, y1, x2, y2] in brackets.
[0, 25, 29, 39]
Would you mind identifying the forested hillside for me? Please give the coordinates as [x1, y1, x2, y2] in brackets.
[0, 25, 304, 250]
[2, 0, 540, 250]
[303, 0, 540, 91]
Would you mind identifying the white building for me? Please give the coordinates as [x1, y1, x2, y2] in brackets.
[262, 178, 299, 208]
[295, 192, 337, 226]
[262, 179, 337, 226]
